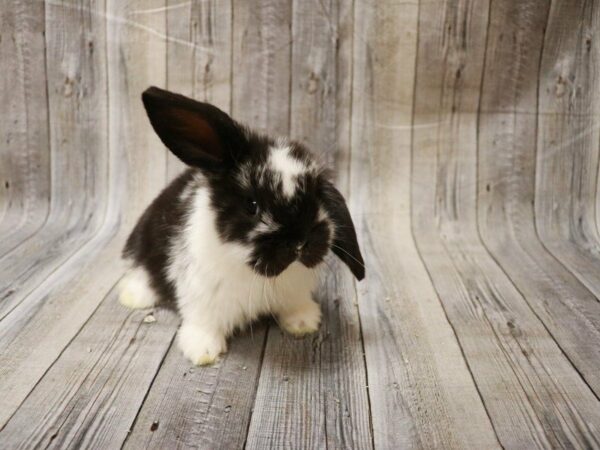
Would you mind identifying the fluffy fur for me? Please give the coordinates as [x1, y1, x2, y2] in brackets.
[119, 87, 364, 365]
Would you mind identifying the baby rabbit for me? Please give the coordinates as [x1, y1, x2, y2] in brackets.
[119, 87, 364, 365]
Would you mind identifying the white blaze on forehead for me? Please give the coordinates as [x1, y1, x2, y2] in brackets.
[269, 144, 306, 198]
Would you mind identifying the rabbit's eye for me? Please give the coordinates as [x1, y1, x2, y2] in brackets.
[246, 198, 259, 216]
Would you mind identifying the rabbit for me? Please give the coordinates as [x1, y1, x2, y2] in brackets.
[118, 86, 365, 366]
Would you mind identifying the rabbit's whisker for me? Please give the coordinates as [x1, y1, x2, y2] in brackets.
[331, 244, 366, 268]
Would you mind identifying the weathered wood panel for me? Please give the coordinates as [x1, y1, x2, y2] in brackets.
[288, 0, 340, 166]
[2, 0, 600, 447]
[0, 237, 125, 428]
[247, 265, 373, 449]
[478, 0, 600, 397]
[231, 0, 291, 136]
[124, 325, 266, 449]
[0, 0, 110, 323]
[0, 0, 50, 256]
[0, 1, 113, 426]
[412, 0, 600, 447]
[107, 0, 168, 227]
[350, 0, 499, 448]
[535, 1, 600, 297]
[0, 287, 178, 449]
[0, 0, 170, 431]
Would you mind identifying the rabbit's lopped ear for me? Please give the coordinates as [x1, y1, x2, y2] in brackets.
[142, 86, 246, 172]
[320, 180, 365, 280]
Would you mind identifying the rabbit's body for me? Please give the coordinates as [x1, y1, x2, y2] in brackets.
[119, 168, 319, 364]
[119, 87, 363, 365]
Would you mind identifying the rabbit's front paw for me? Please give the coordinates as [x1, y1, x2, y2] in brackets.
[178, 325, 227, 366]
[278, 299, 321, 337]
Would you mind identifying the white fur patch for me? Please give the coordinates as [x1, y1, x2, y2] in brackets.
[317, 207, 329, 223]
[118, 265, 158, 309]
[250, 212, 279, 238]
[178, 323, 227, 365]
[179, 183, 195, 202]
[166, 182, 320, 365]
[316, 207, 334, 244]
[269, 144, 307, 198]
[277, 297, 321, 336]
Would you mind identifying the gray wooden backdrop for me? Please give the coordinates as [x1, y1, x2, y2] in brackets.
[2, 0, 600, 448]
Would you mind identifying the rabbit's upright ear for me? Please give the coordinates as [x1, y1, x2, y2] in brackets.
[142, 86, 245, 172]
[320, 180, 365, 281]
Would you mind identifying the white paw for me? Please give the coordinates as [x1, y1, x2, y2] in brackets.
[118, 267, 157, 309]
[178, 325, 227, 366]
[279, 300, 321, 337]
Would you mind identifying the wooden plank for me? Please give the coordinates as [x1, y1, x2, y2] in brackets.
[0, 0, 115, 427]
[0, 280, 179, 448]
[478, 0, 600, 397]
[3, 1, 600, 448]
[247, 265, 373, 449]
[107, 0, 168, 228]
[245, 2, 373, 448]
[0, 0, 110, 322]
[0, 233, 125, 428]
[165, 0, 233, 180]
[288, 0, 340, 167]
[0, 0, 167, 334]
[231, 0, 291, 136]
[348, 0, 500, 448]
[0, 0, 50, 257]
[535, 1, 600, 298]
[124, 325, 266, 449]
[0, 0, 169, 429]
[124, 3, 269, 448]
[412, 0, 600, 447]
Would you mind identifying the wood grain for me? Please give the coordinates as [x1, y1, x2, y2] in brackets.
[246, 265, 373, 450]
[107, 0, 168, 227]
[0, 236, 125, 428]
[289, 0, 339, 166]
[3, 0, 600, 447]
[0, 0, 170, 431]
[0, 0, 50, 257]
[231, 0, 291, 136]
[478, 0, 600, 397]
[0, 0, 110, 325]
[349, 1, 500, 448]
[0, 0, 115, 425]
[124, 325, 266, 450]
[535, 1, 600, 298]
[0, 284, 179, 449]
[412, 0, 600, 447]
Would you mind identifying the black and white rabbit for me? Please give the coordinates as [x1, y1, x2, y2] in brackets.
[119, 87, 364, 365]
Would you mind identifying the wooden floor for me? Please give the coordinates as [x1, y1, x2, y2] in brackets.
[2, 0, 600, 448]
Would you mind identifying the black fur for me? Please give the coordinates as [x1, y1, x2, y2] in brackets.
[141, 87, 247, 173]
[124, 86, 364, 301]
[123, 169, 197, 302]
[319, 180, 365, 280]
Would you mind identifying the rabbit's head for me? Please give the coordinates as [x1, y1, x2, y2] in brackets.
[142, 87, 364, 280]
